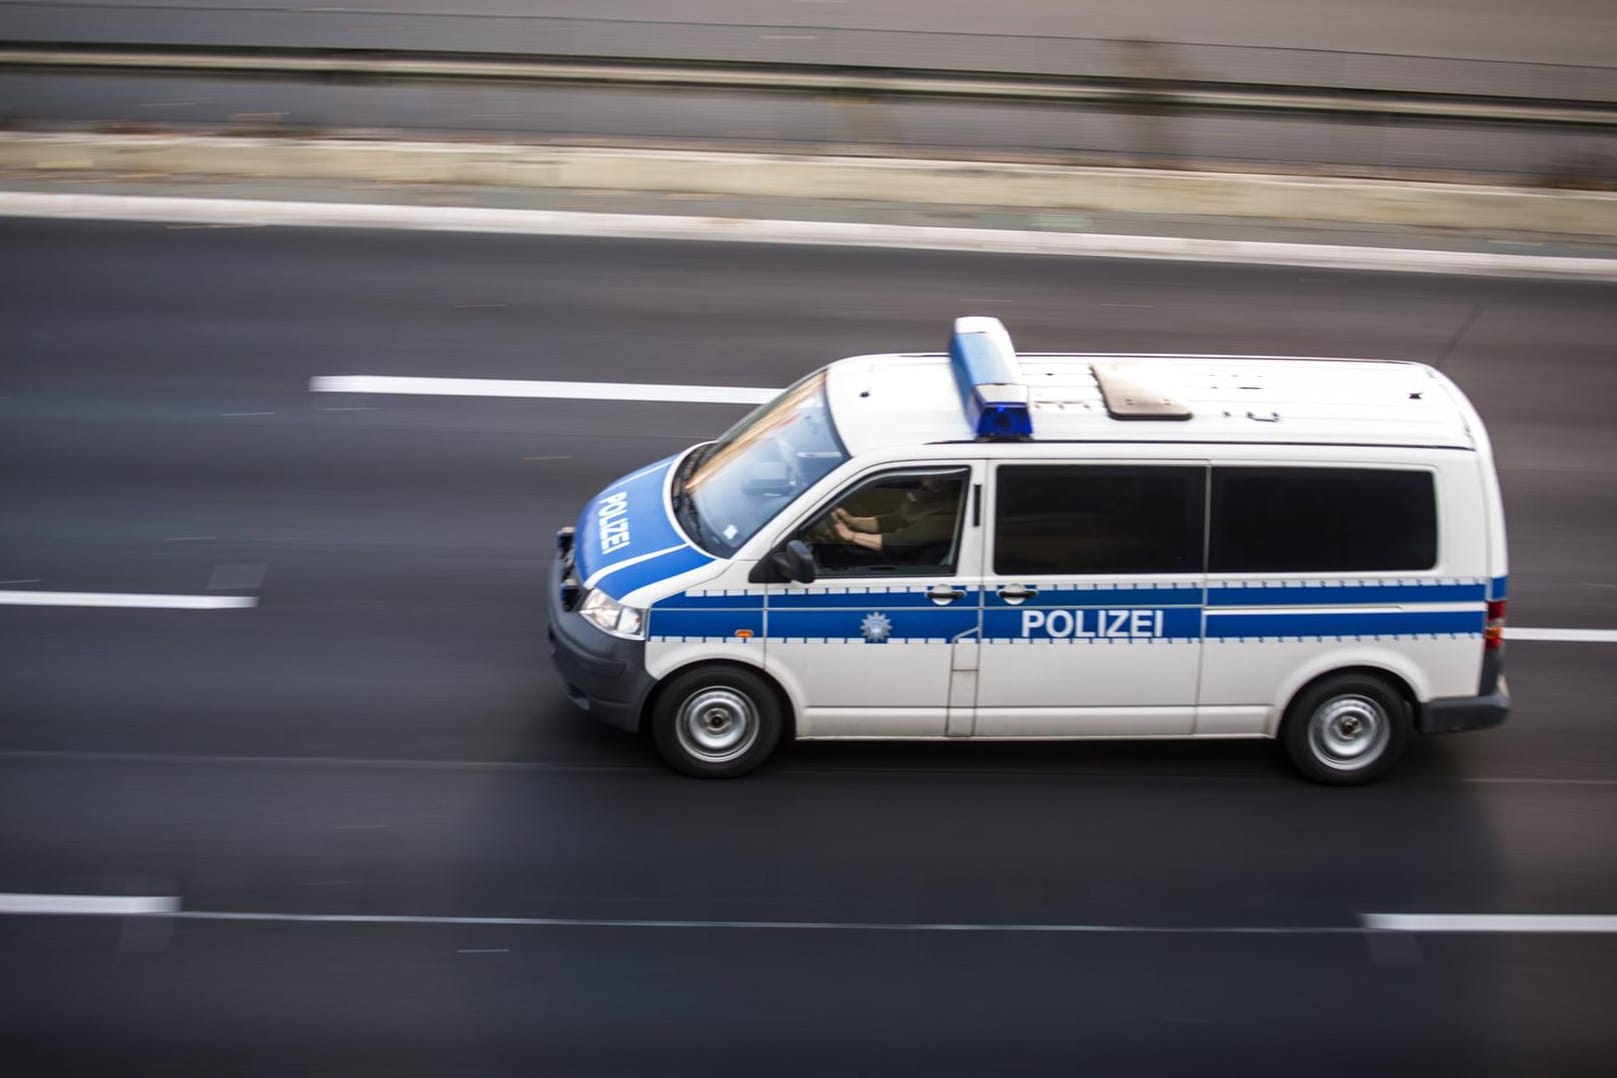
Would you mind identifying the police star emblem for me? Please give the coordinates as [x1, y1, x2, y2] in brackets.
[860, 612, 892, 643]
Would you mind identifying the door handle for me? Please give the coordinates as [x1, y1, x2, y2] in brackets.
[926, 584, 967, 605]
[997, 584, 1038, 605]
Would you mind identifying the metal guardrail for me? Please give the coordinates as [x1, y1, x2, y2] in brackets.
[3, 42, 1616, 130]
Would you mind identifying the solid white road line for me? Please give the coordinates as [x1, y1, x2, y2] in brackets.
[3, 192, 1614, 280]
[310, 374, 775, 405]
[3, 902, 1614, 935]
[1364, 914, 1617, 933]
[1506, 627, 1617, 643]
[125, 911, 1375, 933]
[0, 893, 179, 915]
[4, 748, 1616, 785]
[0, 590, 256, 609]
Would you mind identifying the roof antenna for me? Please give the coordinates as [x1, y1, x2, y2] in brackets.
[1436, 303, 1484, 372]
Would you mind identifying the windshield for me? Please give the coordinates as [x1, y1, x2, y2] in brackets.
[674, 370, 847, 557]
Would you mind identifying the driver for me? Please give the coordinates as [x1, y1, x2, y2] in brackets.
[831, 476, 961, 562]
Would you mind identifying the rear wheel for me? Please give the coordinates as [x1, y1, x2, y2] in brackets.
[651, 666, 783, 778]
[1282, 674, 1410, 786]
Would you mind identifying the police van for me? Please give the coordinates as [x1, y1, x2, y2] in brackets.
[547, 317, 1509, 784]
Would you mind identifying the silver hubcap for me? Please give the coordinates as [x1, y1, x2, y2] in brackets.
[1308, 694, 1390, 771]
[675, 688, 758, 763]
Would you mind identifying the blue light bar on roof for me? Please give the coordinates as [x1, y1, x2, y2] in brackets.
[949, 316, 1033, 439]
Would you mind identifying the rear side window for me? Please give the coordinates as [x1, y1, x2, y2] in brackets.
[994, 465, 1206, 575]
[1210, 467, 1437, 573]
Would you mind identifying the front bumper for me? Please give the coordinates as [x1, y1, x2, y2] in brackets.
[545, 553, 654, 733]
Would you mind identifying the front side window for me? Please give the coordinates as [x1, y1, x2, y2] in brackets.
[675, 370, 848, 557]
[1209, 467, 1437, 572]
[994, 465, 1206, 575]
[795, 468, 970, 577]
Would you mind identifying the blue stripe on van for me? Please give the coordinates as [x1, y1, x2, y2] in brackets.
[1490, 576, 1508, 601]
[1206, 609, 1484, 640]
[594, 545, 715, 601]
[1207, 582, 1486, 607]
[573, 454, 686, 585]
[654, 592, 764, 611]
[769, 607, 980, 642]
[648, 607, 765, 640]
[768, 588, 983, 610]
[642, 580, 1497, 641]
[983, 605, 1202, 641]
[985, 585, 1203, 608]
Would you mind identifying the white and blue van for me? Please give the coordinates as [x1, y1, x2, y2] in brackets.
[547, 317, 1509, 784]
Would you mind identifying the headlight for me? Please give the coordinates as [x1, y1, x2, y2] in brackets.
[578, 588, 646, 640]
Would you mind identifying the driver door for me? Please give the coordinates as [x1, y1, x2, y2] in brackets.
[764, 463, 986, 738]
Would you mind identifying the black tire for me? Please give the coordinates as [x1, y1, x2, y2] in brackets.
[1281, 673, 1411, 786]
[650, 666, 784, 778]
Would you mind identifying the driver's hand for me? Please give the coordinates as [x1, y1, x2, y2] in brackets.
[832, 507, 851, 524]
[833, 520, 857, 543]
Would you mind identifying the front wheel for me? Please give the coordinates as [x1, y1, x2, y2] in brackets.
[1282, 674, 1410, 786]
[651, 666, 783, 778]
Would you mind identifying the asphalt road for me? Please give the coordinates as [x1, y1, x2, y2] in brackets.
[2, 219, 1616, 1074]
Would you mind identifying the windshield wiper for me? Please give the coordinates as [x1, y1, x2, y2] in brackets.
[671, 446, 710, 542]
[670, 447, 699, 509]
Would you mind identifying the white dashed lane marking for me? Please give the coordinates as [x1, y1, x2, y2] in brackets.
[1363, 914, 1617, 933]
[311, 375, 776, 405]
[0, 591, 256, 609]
[0, 894, 179, 915]
[1506, 628, 1617, 643]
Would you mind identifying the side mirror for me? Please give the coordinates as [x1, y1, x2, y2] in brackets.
[771, 539, 816, 584]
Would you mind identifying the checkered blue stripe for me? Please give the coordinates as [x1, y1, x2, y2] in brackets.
[646, 578, 1493, 643]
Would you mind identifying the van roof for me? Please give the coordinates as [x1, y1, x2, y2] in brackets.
[825, 353, 1481, 456]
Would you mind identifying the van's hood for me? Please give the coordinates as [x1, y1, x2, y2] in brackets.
[573, 452, 716, 601]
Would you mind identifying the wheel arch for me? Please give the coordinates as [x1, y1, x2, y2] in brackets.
[642, 658, 798, 740]
[1277, 664, 1418, 737]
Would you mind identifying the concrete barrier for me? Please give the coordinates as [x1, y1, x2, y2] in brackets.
[4, 132, 1616, 238]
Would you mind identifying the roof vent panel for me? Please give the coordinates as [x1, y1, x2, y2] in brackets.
[1092, 362, 1193, 421]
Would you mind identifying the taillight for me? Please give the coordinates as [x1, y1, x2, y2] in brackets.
[1484, 599, 1507, 651]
